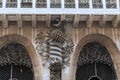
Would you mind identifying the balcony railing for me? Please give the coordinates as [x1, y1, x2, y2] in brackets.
[6, 1, 17, 8]
[50, 2, 61, 8]
[0, 2, 2, 8]
[50, 3, 61, 8]
[79, 0, 89, 8]
[0, 0, 119, 14]
[21, 0, 32, 8]
[79, 3, 89, 8]
[93, 3, 103, 8]
[36, 2, 47, 8]
[106, 0, 117, 8]
[50, 0, 61, 8]
[65, 1, 75, 8]
[0, 0, 118, 9]
[106, 3, 116, 8]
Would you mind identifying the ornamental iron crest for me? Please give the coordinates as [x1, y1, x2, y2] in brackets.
[35, 19, 74, 80]
[35, 19, 74, 68]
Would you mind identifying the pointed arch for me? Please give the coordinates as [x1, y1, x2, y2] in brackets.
[70, 34, 120, 80]
[0, 34, 41, 80]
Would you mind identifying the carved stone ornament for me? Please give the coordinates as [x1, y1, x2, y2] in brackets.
[35, 20, 74, 68]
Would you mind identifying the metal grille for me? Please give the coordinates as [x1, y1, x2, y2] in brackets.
[6, 0, 17, 8]
[76, 63, 115, 80]
[92, 0, 103, 8]
[0, 43, 34, 80]
[97, 63, 115, 80]
[36, 0, 47, 8]
[65, 0, 75, 8]
[76, 64, 95, 80]
[50, 0, 61, 8]
[0, 64, 34, 80]
[76, 42, 117, 80]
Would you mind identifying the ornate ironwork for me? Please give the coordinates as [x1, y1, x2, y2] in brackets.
[21, 0, 32, 8]
[36, 0, 47, 8]
[0, 43, 32, 68]
[65, 0, 75, 8]
[77, 42, 113, 67]
[92, 0, 103, 8]
[76, 42, 118, 80]
[50, 66, 61, 80]
[35, 19, 74, 80]
[79, 0, 89, 8]
[106, 0, 117, 8]
[6, 0, 17, 8]
[35, 19, 74, 67]
[50, 0, 61, 8]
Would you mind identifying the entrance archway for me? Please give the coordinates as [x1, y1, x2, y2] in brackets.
[76, 42, 117, 80]
[0, 42, 34, 80]
[0, 34, 41, 80]
[70, 34, 120, 80]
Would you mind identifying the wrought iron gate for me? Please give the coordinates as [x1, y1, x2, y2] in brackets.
[0, 43, 34, 80]
[76, 42, 117, 80]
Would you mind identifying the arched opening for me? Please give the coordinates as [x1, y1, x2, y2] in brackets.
[76, 42, 117, 80]
[0, 42, 34, 80]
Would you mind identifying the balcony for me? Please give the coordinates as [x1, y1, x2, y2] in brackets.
[36, 1, 47, 8]
[6, 1, 17, 8]
[21, 0, 32, 8]
[65, 1, 75, 8]
[79, 0, 89, 8]
[79, 3, 89, 8]
[106, 0, 117, 8]
[0, 0, 119, 14]
[93, 3, 103, 8]
[21, 3, 32, 8]
[50, 3, 61, 8]
[106, 3, 116, 8]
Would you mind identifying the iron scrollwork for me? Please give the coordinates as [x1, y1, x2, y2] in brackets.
[76, 42, 118, 80]
[35, 19, 74, 80]
[0, 43, 32, 68]
[78, 42, 113, 68]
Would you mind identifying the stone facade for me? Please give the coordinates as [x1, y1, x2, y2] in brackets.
[0, 20, 120, 80]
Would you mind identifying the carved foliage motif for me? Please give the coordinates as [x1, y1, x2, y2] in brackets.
[0, 43, 32, 67]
